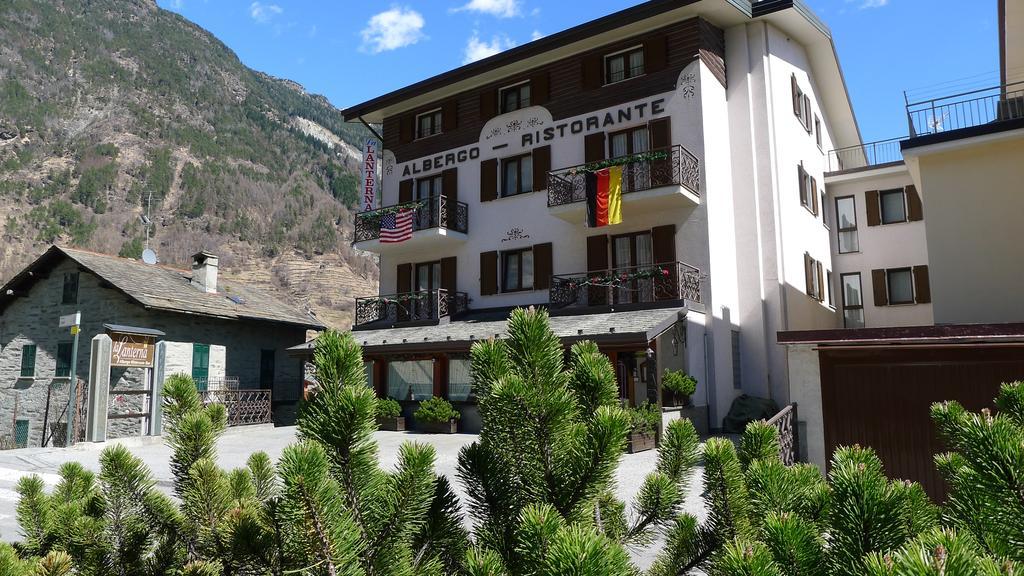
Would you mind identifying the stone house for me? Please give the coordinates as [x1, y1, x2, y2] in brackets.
[0, 245, 325, 447]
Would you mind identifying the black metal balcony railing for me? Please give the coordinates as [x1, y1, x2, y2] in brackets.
[354, 195, 468, 244]
[549, 261, 702, 310]
[826, 136, 908, 173]
[355, 289, 469, 327]
[547, 145, 700, 208]
[906, 81, 1024, 137]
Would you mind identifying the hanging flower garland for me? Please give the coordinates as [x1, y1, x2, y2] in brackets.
[357, 200, 425, 220]
[362, 291, 433, 307]
[563, 266, 673, 291]
[567, 150, 671, 176]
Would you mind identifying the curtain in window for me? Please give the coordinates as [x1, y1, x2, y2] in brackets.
[448, 358, 472, 402]
[364, 361, 374, 389]
[387, 361, 433, 400]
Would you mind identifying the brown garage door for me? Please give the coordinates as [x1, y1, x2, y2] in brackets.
[820, 346, 1024, 500]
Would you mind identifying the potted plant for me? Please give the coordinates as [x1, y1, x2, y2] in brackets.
[375, 397, 405, 431]
[662, 369, 697, 407]
[625, 402, 659, 453]
[414, 397, 460, 434]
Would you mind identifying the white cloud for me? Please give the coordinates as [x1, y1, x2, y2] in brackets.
[463, 32, 516, 64]
[456, 0, 522, 18]
[361, 7, 426, 53]
[249, 1, 282, 23]
[308, 24, 318, 38]
[847, 0, 888, 8]
[530, 29, 543, 41]
[169, 0, 184, 9]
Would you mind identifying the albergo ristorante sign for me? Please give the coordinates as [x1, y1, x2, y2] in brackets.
[109, 332, 156, 368]
[401, 97, 668, 178]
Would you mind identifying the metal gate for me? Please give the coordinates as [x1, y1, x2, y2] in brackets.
[820, 346, 1024, 500]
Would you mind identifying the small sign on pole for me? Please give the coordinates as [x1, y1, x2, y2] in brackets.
[58, 312, 81, 329]
[362, 138, 380, 213]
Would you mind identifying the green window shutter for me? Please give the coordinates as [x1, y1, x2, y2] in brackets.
[14, 420, 29, 449]
[56, 342, 73, 378]
[20, 344, 36, 378]
[192, 344, 210, 391]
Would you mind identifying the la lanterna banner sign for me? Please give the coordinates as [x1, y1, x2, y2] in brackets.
[109, 332, 156, 368]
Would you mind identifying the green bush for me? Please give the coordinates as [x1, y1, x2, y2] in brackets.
[663, 369, 697, 397]
[375, 397, 402, 419]
[626, 402, 660, 436]
[414, 397, 460, 423]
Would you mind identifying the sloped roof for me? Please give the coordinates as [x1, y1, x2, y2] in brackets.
[0, 246, 324, 330]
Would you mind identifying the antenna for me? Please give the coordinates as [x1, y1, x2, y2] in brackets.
[142, 249, 157, 265]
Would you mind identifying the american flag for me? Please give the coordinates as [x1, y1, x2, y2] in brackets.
[380, 208, 414, 243]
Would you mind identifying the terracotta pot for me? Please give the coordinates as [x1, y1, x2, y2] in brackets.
[376, 415, 406, 431]
[417, 419, 458, 434]
[627, 431, 656, 453]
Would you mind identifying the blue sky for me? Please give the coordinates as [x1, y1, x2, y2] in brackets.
[157, 0, 1001, 143]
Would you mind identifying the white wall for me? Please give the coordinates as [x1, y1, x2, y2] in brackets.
[785, 344, 825, 469]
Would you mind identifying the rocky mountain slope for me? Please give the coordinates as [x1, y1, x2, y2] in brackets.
[0, 0, 378, 328]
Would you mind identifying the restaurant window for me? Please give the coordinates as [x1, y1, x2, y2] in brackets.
[500, 82, 531, 113]
[501, 154, 533, 197]
[56, 342, 73, 378]
[887, 268, 914, 305]
[62, 272, 79, 305]
[502, 248, 534, 292]
[841, 273, 865, 328]
[387, 360, 433, 401]
[415, 108, 443, 140]
[835, 196, 859, 253]
[448, 357, 473, 402]
[605, 46, 644, 84]
[880, 188, 907, 224]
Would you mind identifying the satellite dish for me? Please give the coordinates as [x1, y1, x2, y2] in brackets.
[142, 249, 158, 265]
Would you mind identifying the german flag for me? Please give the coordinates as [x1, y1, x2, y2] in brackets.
[585, 166, 623, 227]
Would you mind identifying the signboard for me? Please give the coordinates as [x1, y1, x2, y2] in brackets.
[109, 332, 156, 368]
[58, 312, 81, 328]
[362, 138, 380, 213]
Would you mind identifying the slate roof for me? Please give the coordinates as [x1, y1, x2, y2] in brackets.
[290, 306, 691, 355]
[0, 246, 324, 330]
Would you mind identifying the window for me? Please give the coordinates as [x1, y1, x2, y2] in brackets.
[55, 342, 73, 378]
[14, 420, 28, 449]
[62, 272, 79, 305]
[821, 191, 829, 228]
[731, 330, 742, 390]
[803, 95, 813, 132]
[792, 75, 804, 122]
[416, 175, 443, 199]
[880, 189, 907, 224]
[501, 154, 533, 197]
[605, 46, 644, 84]
[20, 344, 36, 378]
[448, 357, 473, 402]
[887, 268, 914, 305]
[192, 343, 210, 390]
[387, 360, 433, 401]
[415, 109, 443, 140]
[798, 164, 815, 213]
[826, 270, 834, 308]
[841, 273, 865, 328]
[815, 116, 822, 150]
[835, 196, 859, 253]
[500, 82, 531, 113]
[804, 253, 824, 301]
[502, 248, 534, 292]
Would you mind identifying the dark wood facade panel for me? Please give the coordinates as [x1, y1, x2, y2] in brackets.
[383, 17, 724, 164]
[820, 346, 1024, 501]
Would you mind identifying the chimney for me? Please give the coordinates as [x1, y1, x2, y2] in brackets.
[191, 251, 219, 293]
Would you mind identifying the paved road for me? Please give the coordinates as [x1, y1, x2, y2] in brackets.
[0, 425, 706, 569]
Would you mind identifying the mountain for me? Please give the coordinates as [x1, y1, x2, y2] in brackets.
[0, 0, 378, 328]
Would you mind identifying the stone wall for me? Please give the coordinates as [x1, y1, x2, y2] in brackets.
[0, 259, 311, 447]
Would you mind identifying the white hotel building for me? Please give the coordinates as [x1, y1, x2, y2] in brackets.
[337, 0, 856, 433]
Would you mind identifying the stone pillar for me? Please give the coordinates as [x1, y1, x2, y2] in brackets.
[86, 334, 112, 443]
[151, 341, 167, 436]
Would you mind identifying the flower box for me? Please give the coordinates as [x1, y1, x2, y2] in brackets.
[417, 419, 458, 434]
[627, 431, 656, 453]
[376, 415, 406, 432]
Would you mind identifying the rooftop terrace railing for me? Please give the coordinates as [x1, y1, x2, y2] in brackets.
[906, 80, 1024, 137]
[826, 136, 907, 173]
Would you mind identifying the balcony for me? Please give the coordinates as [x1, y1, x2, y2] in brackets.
[546, 145, 700, 223]
[549, 261, 702, 311]
[354, 289, 469, 328]
[826, 137, 907, 174]
[906, 81, 1024, 138]
[353, 195, 468, 253]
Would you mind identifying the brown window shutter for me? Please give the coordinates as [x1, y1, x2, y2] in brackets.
[651, 224, 676, 264]
[480, 90, 497, 121]
[442, 168, 458, 202]
[532, 243, 553, 290]
[913, 265, 931, 303]
[803, 95, 812, 131]
[798, 165, 806, 203]
[811, 176, 819, 215]
[480, 159, 497, 202]
[582, 54, 603, 90]
[480, 251, 498, 296]
[532, 145, 551, 192]
[531, 72, 550, 105]
[584, 132, 606, 163]
[644, 36, 668, 73]
[399, 115, 414, 144]
[816, 262, 824, 301]
[865, 190, 881, 226]
[871, 269, 888, 306]
[804, 253, 813, 295]
[791, 75, 800, 116]
[399, 179, 413, 203]
[442, 100, 458, 132]
[906, 185, 923, 221]
[397, 263, 412, 294]
[586, 234, 608, 271]
[440, 256, 457, 294]
[649, 117, 672, 150]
